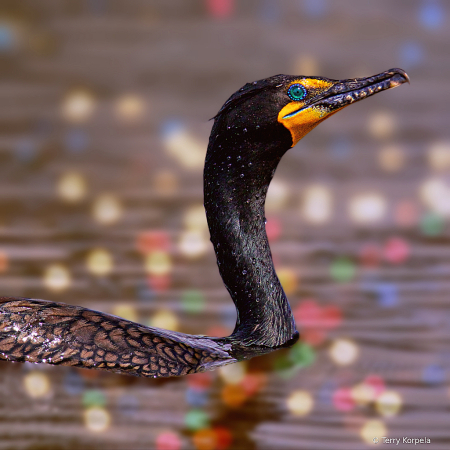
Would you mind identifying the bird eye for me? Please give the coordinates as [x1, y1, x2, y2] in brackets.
[287, 84, 307, 101]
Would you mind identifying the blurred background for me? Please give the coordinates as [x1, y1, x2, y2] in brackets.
[0, 0, 449, 449]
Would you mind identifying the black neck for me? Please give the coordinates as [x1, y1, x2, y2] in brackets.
[204, 123, 297, 348]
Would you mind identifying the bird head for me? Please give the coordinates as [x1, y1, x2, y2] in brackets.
[213, 68, 409, 150]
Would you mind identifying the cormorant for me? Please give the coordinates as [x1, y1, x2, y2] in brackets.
[0, 68, 409, 378]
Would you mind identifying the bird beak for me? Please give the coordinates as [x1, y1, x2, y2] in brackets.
[279, 68, 410, 147]
[308, 67, 410, 113]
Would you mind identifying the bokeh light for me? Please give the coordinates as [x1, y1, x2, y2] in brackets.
[266, 180, 289, 212]
[420, 211, 445, 236]
[62, 89, 96, 123]
[181, 290, 205, 314]
[155, 430, 182, 450]
[422, 363, 446, 385]
[192, 428, 216, 450]
[114, 94, 145, 122]
[286, 390, 314, 416]
[427, 141, 450, 170]
[184, 205, 209, 231]
[57, 172, 87, 202]
[179, 230, 208, 258]
[301, 184, 333, 224]
[86, 248, 113, 276]
[330, 257, 356, 283]
[348, 192, 387, 224]
[378, 145, 405, 172]
[162, 121, 205, 170]
[351, 382, 376, 406]
[145, 251, 172, 276]
[332, 387, 355, 412]
[112, 304, 138, 323]
[0, 250, 9, 273]
[92, 194, 122, 225]
[219, 361, 246, 385]
[359, 243, 381, 268]
[277, 267, 298, 295]
[419, 177, 450, 217]
[419, 0, 444, 29]
[329, 338, 359, 366]
[84, 406, 111, 432]
[136, 230, 170, 254]
[153, 170, 179, 196]
[360, 419, 387, 445]
[185, 409, 210, 431]
[82, 389, 107, 408]
[150, 309, 179, 331]
[394, 200, 418, 227]
[375, 390, 402, 417]
[383, 237, 410, 264]
[368, 111, 396, 139]
[24, 372, 51, 398]
[221, 383, 247, 408]
[43, 264, 71, 292]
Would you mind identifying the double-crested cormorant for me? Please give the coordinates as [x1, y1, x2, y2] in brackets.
[0, 68, 409, 378]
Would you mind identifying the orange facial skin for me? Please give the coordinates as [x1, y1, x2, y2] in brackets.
[278, 78, 336, 147]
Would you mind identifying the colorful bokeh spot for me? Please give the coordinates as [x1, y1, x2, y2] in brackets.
[181, 290, 205, 314]
[265, 216, 281, 242]
[394, 200, 418, 227]
[145, 250, 172, 276]
[288, 342, 316, 368]
[359, 243, 381, 268]
[150, 309, 179, 331]
[187, 372, 213, 391]
[332, 387, 355, 412]
[186, 387, 209, 407]
[330, 257, 356, 283]
[82, 389, 106, 408]
[420, 212, 444, 236]
[206, 0, 235, 19]
[277, 267, 298, 295]
[185, 409, 210, 431]
[155, 430, 182, 450]
[221, 383, 247, 408]
[136, 230, 170, 254]
[383, 237, 410, 264]
[294, 299, 342, 345]
[112, 304, 138, 322]
[193, 428, 217, 450]
[422, 364, 445, 385]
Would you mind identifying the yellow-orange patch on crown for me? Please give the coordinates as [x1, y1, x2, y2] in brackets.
[288, 78, 333, 90]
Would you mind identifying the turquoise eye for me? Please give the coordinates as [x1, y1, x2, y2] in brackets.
[287, 84, 307, 101]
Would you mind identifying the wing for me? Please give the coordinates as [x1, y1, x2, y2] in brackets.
[0, 297, 236, 378]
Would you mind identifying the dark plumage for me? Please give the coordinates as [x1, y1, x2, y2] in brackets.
[0, 68, 409, 378]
